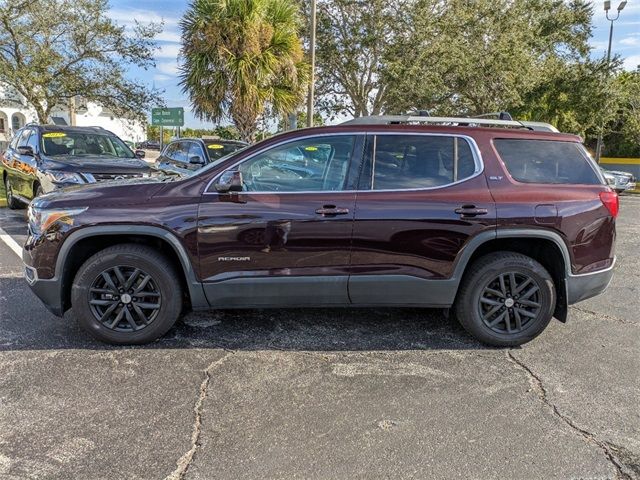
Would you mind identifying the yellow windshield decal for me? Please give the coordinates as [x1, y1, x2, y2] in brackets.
[43, 132, 67, 138]
[207, 144, 224, 149]
[304, 146, 318, 151]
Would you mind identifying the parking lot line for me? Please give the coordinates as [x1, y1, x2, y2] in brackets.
[0, 226, 22, 258]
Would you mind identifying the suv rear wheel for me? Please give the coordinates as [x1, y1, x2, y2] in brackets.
[455, 252, 555, 347]
[71, 244, 182, 345]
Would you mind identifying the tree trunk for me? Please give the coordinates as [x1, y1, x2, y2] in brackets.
[232, 110, 258, 143]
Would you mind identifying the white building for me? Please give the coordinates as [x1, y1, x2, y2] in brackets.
[0, 86, 145, 150]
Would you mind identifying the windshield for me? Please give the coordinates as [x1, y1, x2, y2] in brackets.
[41, 131, 135, 158]
[204, 140, 247, 161]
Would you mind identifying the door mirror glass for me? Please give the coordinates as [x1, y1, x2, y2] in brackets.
[134, 149, 146, 158]
[215, 170, 243, 192]
[189, 155, 204, 165]
[17, 145, 34, 156]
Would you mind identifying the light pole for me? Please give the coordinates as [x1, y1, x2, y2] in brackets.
[306, 0, 317, 128]
[595, 0, 626, 163]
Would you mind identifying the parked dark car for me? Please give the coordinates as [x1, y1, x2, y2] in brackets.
[1, 125, 151, 208]
[137, 140, 161, 150]
[155, 138, 248, 175]
[23, 115, 617, 347]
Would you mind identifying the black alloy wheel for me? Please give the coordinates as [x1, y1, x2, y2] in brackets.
[454, 251, 555, 347]
[478, 272, 542, 335]
[89, 266, 162, 332]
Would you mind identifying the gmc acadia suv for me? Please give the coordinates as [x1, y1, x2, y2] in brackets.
[22, 116, 617, 346]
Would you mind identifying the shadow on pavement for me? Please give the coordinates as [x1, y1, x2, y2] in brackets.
[0, 276, 487, 353]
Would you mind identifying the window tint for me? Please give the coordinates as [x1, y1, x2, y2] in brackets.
[17, 129, 32, 148]
[369, 135, 477, 190]
[26, 131, 39, 150]
[204, 140, 247, 160]
[10, 129, 22, 149]
[238, 135, 355, 192]
[165, 142, 190, 163]
[188, 142, 205, 163]
[40, 131, 135, 158]
[494, 139, 601, 185]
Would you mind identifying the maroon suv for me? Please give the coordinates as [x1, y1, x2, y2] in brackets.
[22, 116, 617, 346]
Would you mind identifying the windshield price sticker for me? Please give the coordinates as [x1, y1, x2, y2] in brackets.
[207, 144, 224, 149]
[304, 146, 318, 151]
[43, 132, 67, 138]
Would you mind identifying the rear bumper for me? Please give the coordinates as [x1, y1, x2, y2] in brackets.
[24, 264, 64, 317]
[566, 258, 615, 305]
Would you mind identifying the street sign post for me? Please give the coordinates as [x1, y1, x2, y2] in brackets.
[152, 108, 184, 127]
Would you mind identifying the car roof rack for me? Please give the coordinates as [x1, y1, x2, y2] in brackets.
[340, 115, 531, 129]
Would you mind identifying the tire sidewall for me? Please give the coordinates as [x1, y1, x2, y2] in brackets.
[457, 255, 556, 346]
[71, 249, 181, 344]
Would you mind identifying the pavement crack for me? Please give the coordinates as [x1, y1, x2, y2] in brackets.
[570, 306, 638, 327]
[506, 350, 634, 480]
[165, 352, 233, 480]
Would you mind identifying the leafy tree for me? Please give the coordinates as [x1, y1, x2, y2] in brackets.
[384, 0, 596, 116]
[0, 0, 162, 123]
[601, 69, 640, 157]
[315, 0, 394, 118]
[180, 0, 309, 142]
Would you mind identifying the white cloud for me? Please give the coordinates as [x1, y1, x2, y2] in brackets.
[623, 54, 640, 70]
[156, 61, 181, 76]
[620, 36, 640, 46]
[157, 30, 181, 43]
[156, 43, 182, 59]
[153, 74, 172, 82]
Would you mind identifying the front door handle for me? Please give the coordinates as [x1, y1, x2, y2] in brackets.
[316, 205, 350, 216]
[455, 205, 489, 217]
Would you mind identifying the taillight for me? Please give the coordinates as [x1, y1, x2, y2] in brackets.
[599, 191, 619, 218]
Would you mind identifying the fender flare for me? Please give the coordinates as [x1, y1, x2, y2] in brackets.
[56, 225, 208, 309]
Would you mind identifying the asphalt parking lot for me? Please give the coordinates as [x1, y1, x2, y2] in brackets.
[0, 196, 638, 479]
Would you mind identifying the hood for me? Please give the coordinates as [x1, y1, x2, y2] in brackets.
[33, 173, 179, 209]
[606, 170, 633, 177]
[40, 155, 151, 173]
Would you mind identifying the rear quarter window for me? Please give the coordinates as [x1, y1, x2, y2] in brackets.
[494, 139, 602, 185]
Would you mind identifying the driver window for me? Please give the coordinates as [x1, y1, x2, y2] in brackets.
[238, 135, 355, 192]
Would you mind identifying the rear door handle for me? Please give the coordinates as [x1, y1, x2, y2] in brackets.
[316, 205, 350, 216]
[455, 205, 489, 217]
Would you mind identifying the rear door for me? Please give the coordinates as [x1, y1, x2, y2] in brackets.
[349, 133, 496, 306]
[197, 133, 364, 307]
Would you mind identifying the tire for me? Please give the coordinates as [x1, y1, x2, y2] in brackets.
[454, 252, 556, 347]
[5, 176, 21, 209]
[71, 244, 183, 345]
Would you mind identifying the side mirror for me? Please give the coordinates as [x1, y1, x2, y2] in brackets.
[134, 149, 146, 158]
[189, 155, 204, 165]
[215, 170, 243, 192]
[17, 145, 34, 156]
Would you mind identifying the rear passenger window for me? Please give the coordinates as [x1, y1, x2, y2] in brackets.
[370, 135, 477, 190]
[494, 139, 601, 185]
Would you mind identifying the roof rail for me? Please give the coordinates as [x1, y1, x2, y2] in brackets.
[340, 115, 530, 129]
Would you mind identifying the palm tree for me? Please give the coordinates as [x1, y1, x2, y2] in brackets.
[180, 0, 309, 142]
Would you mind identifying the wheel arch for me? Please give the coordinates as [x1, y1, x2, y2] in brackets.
[56, 226, 208, 313]
[454, 229, 571, 322]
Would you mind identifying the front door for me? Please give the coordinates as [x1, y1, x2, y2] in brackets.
[349, 133, 496, 306]
[197, 134, 364, 307]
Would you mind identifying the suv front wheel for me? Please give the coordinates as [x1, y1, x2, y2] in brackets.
[71, 244, 182, 345]
[455, 252, 556, 347]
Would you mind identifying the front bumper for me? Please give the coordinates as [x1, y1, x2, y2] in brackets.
[24, 264, 65, 317]
[566, 259, 615, 305]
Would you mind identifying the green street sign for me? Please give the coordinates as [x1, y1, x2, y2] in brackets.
[152, 107, 184, 127]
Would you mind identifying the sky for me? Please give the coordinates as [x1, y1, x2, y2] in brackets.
[108, 0, 640, 129]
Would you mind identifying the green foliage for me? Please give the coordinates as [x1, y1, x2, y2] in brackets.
[277, 110, 323, 130]
[602, 69, 640, 157]
[0, 0, 163, 123]
[315, 0, 391, 118]
[180, 0, 309, 142]
[146, 124, 241, 142]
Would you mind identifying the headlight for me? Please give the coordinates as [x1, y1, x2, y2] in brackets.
[44, 170, 85, 184]
[28, 205, 88, 236]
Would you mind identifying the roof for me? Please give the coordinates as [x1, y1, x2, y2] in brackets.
[341, 115, 559, 132]
[30, 124, 115, 135]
